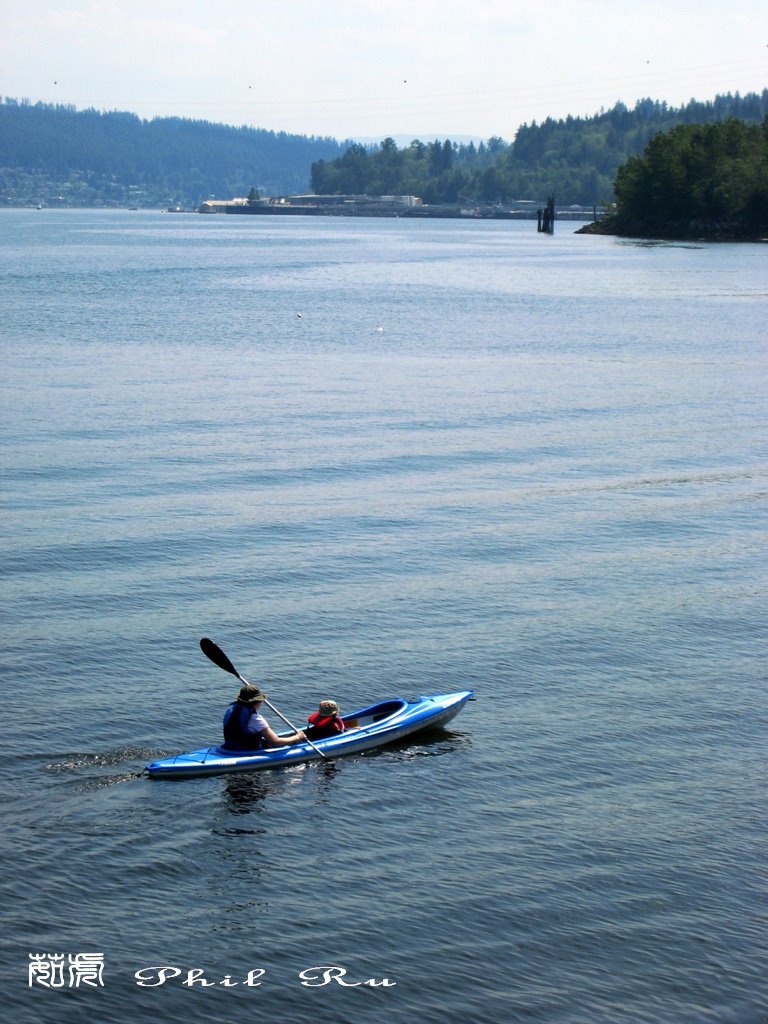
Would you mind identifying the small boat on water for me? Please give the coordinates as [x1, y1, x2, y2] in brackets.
[146, 690, 474, 779]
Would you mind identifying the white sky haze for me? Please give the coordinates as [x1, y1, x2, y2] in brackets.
[2, 1, 766, 141]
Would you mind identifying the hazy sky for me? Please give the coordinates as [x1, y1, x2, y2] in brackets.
[2, 1, 766, 141]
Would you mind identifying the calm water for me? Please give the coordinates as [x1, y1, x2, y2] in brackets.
[1, 209, 766, 1024]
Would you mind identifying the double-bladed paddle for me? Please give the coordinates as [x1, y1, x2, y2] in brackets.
[200, 637, 327, 759]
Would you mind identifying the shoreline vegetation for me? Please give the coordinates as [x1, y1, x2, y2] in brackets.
[578, 118, 768, 242]
[2, 92, 766, 214]
[2, 94, 766, 241]
[308, 94, 767, 211]
[576, 217, 768, 242]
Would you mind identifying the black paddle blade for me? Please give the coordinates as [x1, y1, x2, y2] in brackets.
[200, 637, 239, 677]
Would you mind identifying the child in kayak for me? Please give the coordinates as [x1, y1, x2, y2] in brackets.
[305, 699, 345, 740]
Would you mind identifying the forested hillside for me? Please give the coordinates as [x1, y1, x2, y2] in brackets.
[2, 91, 766, 209]
[597, 118, 768, 239]
[0, 99, 348, 207]
[311, 92, 768, 206]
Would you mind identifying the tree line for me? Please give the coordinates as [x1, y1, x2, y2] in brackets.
[0, 98, 348, 206]
[607, 117, 768, 239]
[2, 91, 766, 211]
[311, 92, 768, 206]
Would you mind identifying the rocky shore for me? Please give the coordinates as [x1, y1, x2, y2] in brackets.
[576, 216, 767, 242]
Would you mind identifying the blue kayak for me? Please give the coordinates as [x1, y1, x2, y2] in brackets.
[146, 690, 474, 779]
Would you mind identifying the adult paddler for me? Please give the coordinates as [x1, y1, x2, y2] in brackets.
[223, 684, 306, 751]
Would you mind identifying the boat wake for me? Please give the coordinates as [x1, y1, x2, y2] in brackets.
[44, 746, 160, 788]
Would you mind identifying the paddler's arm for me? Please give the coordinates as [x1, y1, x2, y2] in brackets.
[260, 726, 306, 747]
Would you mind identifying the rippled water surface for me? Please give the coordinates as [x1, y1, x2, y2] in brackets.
[1, 209, 766, 1023]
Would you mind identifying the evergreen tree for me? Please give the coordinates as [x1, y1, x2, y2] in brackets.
[305, 92, 767, 206]
[612, 117, 768, 237]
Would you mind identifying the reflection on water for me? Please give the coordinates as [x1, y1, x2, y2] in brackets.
[618, 239, 706, 250]
[361, 728, 473, 762]
[219, 755, 346, 817]
[216, 728, 466, 815]
[315, 758, 341, 782]
[221, 771, 273, 816]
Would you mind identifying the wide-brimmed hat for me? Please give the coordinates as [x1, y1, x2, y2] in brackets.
[238, 685, 266, 704]
[318, 699, 339, 717]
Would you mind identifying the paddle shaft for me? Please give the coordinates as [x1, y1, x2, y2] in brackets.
[200, 638, 328, 759]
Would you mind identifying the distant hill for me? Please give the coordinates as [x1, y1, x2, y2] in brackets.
[312, 92, 768, 206]
[0, 98, 349, 207]
[2, 91, 766, 209]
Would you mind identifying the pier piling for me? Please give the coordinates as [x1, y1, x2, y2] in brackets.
[537, 196, 555, 234]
